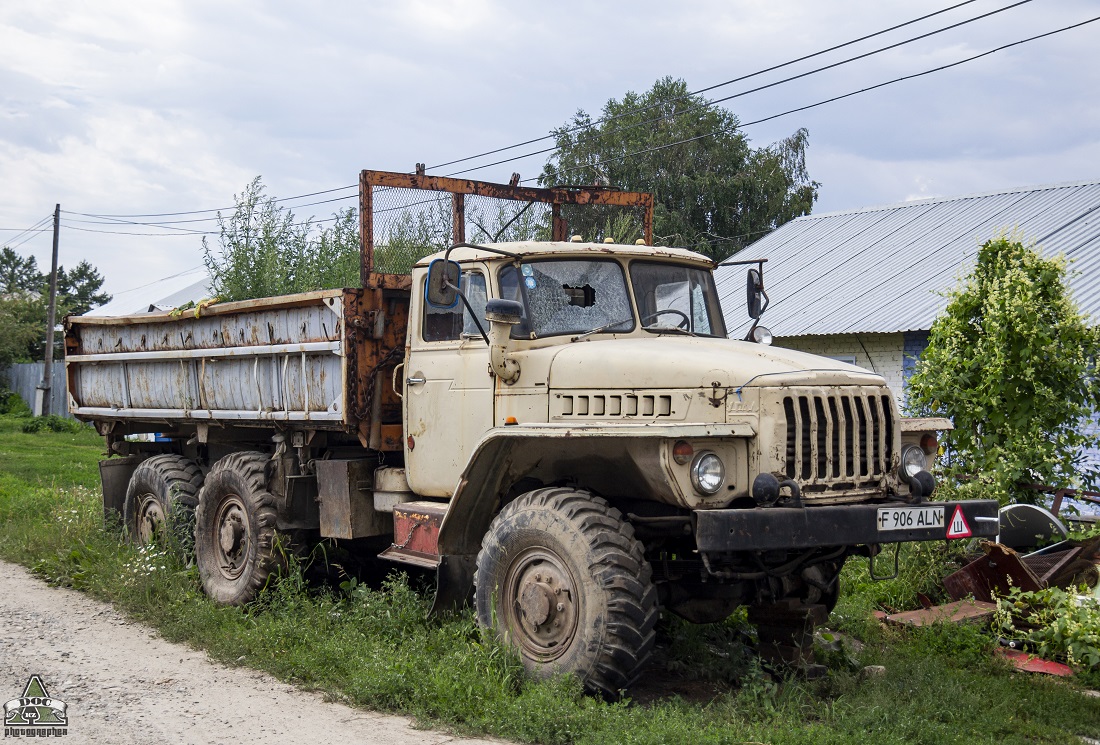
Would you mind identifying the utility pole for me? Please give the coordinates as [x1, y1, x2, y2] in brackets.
[36, 204, 60, 417]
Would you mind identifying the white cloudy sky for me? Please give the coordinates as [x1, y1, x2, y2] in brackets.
[1, 0, 1098, 302]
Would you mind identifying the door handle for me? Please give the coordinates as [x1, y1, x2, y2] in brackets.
[406, 376, 426, 385]
[391, 363, 405, 398]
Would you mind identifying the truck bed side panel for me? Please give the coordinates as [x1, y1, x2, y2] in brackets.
[66, 291, 351, 427]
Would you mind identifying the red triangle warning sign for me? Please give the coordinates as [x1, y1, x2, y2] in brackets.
[946, 505, 972, 539]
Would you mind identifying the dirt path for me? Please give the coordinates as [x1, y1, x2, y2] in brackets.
[0, 560, 503, 745]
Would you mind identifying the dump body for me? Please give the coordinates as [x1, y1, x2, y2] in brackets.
[67, 290, 351, 426]
[66, 276, 411, 450]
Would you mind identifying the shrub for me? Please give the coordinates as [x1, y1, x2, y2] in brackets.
[907, 235, 1100, 505]
[21, 415, 88, 434]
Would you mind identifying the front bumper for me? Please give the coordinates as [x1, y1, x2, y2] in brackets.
[693, 500, 1000, 552]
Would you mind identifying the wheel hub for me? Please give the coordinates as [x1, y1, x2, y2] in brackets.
[506, 549, 579, 661]
[214, 497, 249, 580]
[136, 494, 165, 544]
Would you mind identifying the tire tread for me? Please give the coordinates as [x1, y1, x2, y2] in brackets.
[474, 487, 657, 697]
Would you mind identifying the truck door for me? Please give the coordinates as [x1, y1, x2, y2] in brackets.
[403, 268, 494, 497]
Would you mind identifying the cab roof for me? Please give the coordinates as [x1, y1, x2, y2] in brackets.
[414, 240, 715, 268]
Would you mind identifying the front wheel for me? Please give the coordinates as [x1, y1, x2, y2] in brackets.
[195, 452, 282, 605]
[474, 488, 657, 697]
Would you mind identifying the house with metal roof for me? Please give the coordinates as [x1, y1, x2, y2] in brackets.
[714, 178, 1100, 480]
[716, 178, 1100, 404]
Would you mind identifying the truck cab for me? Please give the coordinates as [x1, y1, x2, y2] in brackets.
[398, 240, 997, 693]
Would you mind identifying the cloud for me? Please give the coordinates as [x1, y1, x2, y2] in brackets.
[0, 0, 1097, 297]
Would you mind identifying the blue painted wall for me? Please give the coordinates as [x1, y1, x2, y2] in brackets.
[900, 330, 929, 411]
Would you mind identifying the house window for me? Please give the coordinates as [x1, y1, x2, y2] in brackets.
[828, 354, 857, 366]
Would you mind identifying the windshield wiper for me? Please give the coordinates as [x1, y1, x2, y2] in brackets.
[570, 317, 634, 342]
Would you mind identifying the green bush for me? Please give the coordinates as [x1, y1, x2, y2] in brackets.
[21, 415, 87, 434]
[0, 389, 32, 417]
[907, 235, 1100, 505]
[995, 586, 1100, 670]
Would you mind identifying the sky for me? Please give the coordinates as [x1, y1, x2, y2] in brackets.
[1, 0, 1098, 305]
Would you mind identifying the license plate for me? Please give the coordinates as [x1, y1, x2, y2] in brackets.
[877, 506, 945, 532]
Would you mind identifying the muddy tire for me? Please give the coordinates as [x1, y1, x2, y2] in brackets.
[474, 488, 657, 697]
[195, 452, 282, 606]
[123, 454, 203, 559]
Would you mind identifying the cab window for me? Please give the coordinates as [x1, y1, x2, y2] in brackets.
[423, 271, 487, 342]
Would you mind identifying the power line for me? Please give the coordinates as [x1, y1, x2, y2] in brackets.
[1, 214, 55, 251]
[69, 184, 358, 220]
[61, 193, 358, 231]
[428, 0, 993, 172]
[59, 3, 1084, 235]
[65, 2, 1005, 222]
[62, 224, 217, 236]
[536, 14, 1100, 184]
[59, 209, 353, 238]
[62, 215, 215, 235]
[107, 265, 206, 296]
[445, 0, 1037, 180]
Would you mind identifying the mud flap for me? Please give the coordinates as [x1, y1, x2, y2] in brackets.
[430, 553, 476, 616]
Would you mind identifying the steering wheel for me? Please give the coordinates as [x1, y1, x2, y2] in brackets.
[641, 308, 690, 330]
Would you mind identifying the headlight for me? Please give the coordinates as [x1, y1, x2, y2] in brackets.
[752, 325, 773, 345]
[899, 444, 925, 483]
[691, 451, 725, 494]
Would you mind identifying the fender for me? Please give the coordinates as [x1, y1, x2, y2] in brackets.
[429, 421, 751, 614]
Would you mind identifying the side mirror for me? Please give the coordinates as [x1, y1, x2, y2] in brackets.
[425, 259, 461, 308]
[746, 268, 765, 319]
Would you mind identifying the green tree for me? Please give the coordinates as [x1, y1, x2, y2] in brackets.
[0, 294, 49, 365]
[0, 247, 110, 363]
[58, 260, 111, 315]
[907, 236, 1100, 505]
[540, 76, 818, 259]
[0, 247, 44, 294]
[203, 177, 361, 301]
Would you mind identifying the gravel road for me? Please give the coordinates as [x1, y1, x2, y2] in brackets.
[0, 560, 503, 745]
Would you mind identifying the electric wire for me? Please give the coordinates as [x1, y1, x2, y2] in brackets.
[62, 1, 1016, 224]
[106, 265, 206, 296]
[529, 14, 1100, 184]
[65, 184, 358, 220]
[54, 4, 1090, 238]
[444, 0, 1041, 180]
[1, 215, 55, 251]
[426, 0, 987, 172]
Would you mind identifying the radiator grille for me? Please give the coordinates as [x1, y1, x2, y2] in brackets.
[783, 392, 894, 490]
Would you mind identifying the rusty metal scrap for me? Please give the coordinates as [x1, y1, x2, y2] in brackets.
[943, 537, 1100, 604]
[943, 542, 1044, 603]
[358, 170, 655, 282]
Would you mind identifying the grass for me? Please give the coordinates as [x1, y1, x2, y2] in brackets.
[0, 413, 1097, 744]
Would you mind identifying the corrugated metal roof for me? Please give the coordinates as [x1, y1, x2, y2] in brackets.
[715, 179, 1100, 337]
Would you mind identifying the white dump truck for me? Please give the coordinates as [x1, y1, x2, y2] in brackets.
[66, 172, 998, 695]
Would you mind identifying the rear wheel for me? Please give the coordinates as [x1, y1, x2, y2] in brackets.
[195, 452, 282, 605]
[123, 454, 203, 559]
[474, 488, 657, 697]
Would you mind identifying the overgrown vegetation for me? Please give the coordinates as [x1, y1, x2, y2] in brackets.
[0, 415, 1097, 743]
[201, 177, 361, 302]
[996, 586, 1100, 674]
[908, 235, 1100, 505]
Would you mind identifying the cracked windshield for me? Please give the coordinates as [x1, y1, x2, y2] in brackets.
[501, 260, 633, 337]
